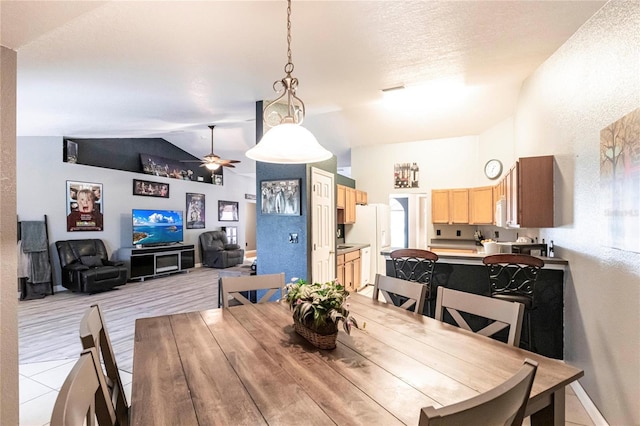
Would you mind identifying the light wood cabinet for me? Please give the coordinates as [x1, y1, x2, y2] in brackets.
[469, 186, 494, 225]
[355, 190, 368, 205]
[431, 190, 450, 224]
[337, 185, 357, 224]
[342, 250, 361, 292]
[432, 189, 469, 224]
[336, 254, 345, 287]
[450, 189, 469, 224]
[336, 185, 346, 209]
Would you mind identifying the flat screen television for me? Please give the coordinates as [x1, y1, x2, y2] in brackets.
[132, 209, 183, 246]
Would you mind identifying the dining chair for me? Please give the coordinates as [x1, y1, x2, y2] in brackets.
[483, 254, 544, 351]
[390, 248, 439, 316]
[434, 286, 525, 346]
[372, 274, 427, 314]
[50, 347, 117, 426]
[419, 358, 538, 426]
[79, 304, 129, 426]
[221, 272, 286, 308]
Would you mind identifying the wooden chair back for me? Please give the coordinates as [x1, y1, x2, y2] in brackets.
[50, 348, 117, 426]
[373, 274, 427, 314]
[221, 273, 286, 308]
[419, 359, 538, 426]
[79, 304, 129, 425]
[434, 287, 524, 346]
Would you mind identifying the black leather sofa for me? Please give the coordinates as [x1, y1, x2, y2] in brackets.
[55, 239, 127, 293]
[199, 230, 244, 269]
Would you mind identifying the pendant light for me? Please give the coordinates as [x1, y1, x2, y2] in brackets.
[246, 0, 332, 164]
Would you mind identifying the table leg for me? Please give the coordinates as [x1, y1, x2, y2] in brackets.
[531, 388, 565, 426]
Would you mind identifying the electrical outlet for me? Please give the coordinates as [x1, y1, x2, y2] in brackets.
[436, 229, 441, 236]
[289, 233, 298, 243]
[494, 231, 499, 239]
[456, 230, 461, 237]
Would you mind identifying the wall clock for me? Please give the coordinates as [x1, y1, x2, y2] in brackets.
[484, 159, 503, 180]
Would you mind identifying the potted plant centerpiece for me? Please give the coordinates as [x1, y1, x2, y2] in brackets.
[285, 278, 358, 350]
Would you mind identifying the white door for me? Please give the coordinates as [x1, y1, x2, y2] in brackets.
[311, 168, 335, 283]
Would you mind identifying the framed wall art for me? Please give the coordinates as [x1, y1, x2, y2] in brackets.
[218, 200, 239, 222]
[186, 193, 205, 229]
[66, 180, 103, 232]
[260, 179, 300, 215]
[133, 179, 169, 198]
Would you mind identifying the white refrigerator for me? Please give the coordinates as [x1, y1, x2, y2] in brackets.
[345, 203, 391, 285]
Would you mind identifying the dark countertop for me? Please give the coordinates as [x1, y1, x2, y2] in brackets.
[380, 247, 567, 270]
[336, 243, 370, 255]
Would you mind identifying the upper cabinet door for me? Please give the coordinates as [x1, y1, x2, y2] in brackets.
[469, 186, 494, 225]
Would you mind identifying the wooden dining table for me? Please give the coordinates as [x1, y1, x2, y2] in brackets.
[131, 293, 583, 425]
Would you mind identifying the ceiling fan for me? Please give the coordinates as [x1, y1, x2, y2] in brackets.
[181, 125, 241, 170]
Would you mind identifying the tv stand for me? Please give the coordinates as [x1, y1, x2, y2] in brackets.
[117, 244, 195, 281]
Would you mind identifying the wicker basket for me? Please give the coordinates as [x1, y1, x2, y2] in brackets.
[293, 319, 338, 350]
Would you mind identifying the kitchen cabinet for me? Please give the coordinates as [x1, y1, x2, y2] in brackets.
[499, 156, 554, 228]
[343, 250, 361, 291]
[469, 186, 494, 225]
[337, 254, 345, 287]
[337, 185, 356, 224]
[355, 190, 368, 205]
[432, 189, 469, 224]
[336, 185, 346, 209]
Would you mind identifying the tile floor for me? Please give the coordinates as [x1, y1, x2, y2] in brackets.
[19, 358, 132, 426]
[19, 359, 595, 426]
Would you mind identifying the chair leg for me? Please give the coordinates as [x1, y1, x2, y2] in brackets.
[521, 310, 534, 352]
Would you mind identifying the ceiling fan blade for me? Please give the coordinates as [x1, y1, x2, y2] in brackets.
[180, 160, 204, 163]
[223, 164, 236, 168]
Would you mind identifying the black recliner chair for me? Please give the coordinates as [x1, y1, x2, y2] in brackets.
[199, 230, 244, 269]
[55, 239, 127, 293]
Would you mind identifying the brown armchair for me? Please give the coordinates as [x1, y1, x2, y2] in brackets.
[199, 230, 244, 269]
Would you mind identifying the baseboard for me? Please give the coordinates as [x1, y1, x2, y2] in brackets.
[570, 381, 609, 426]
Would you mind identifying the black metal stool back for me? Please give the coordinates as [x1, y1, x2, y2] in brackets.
[483, 254, 544, 350]
[390, 249, 439, 317]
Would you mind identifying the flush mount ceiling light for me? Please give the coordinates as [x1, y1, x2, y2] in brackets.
[245, 0, 332, 164]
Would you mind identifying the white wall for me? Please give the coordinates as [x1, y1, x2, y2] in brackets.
[514, 2, 640, 423]
[17, 136, 255, 287]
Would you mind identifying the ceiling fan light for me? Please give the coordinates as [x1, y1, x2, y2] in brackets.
[205, 162, 220, 171]
[246, 123, 332, 164]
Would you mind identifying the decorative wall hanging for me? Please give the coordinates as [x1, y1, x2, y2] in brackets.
[66, 180, 103, 232]
[64, 140, 78, 163]
[212, 167, 223, 186]
[218, 200, 239, 222]
[140, 153, 196, 180]
[600, 107, 640, 253]
[394, 163, 419, 189]
[260, 179, 301, 215]
[186, 193, 206, 229]
[133, 179, 169, 198]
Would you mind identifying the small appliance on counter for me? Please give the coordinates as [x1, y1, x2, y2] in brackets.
[498, 241, 548, 256]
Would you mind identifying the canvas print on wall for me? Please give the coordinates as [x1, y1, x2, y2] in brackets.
[261, 179, 301, 215]
[186, 193, 205, 229]
[66, 180, 103, 232]
[133, 179, 169, 198]
[600, 107, 640, 253]
[218, 200, 239, 222]
[394, 163, 419, 188]
[212, 167, 223, 186]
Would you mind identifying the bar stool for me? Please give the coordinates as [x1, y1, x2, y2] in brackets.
[390, 249, 439, 317]
[482, 254, 544, 351]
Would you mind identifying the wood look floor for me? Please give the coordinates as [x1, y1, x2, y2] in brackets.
[18, 265, 250, 373]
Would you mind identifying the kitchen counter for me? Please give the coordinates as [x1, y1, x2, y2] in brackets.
[381, 248, 567, 270]
[336, 243, 369, 255]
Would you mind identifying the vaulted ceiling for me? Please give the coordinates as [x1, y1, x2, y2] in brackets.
[1, 0, 606, 176]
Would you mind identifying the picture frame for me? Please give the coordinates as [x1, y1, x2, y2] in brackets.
[186, 193, 206, 229]
[218, 200, 239, 222]
[66, 180, 103, 232]
[132, 179, 170, 198]
[64, 140, 78, 163]
[260, 179, 301, 215]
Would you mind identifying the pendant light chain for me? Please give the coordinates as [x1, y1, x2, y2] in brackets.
[285, 0, 293, 75]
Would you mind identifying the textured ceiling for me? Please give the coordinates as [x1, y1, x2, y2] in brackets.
[1, 0, 605, 175]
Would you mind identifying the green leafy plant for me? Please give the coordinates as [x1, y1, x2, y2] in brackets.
[285, 278, 358, 335]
